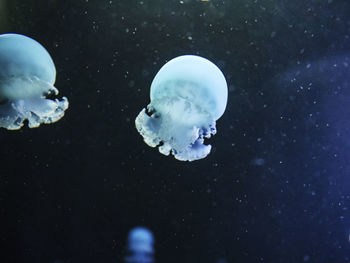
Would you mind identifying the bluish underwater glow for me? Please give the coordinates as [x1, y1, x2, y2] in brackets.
[135, 55, 228, 161]
[0, 33, 68, 130]
[125, 227, 154, 263]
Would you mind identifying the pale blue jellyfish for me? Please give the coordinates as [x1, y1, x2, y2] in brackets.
[0, 33, 68, 130]
[125, 227, 154, 263]
[135, 55, 228, 161]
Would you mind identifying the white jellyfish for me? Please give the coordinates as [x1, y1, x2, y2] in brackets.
[135, 55, 228, 161]
[125, 227, 154, 263]
[0, 33, 68, 130]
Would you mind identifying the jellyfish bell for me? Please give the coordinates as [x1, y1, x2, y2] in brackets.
[135, 55, 228, 161]
[0, 33, 68, 130]
[150, 55, 227, 120]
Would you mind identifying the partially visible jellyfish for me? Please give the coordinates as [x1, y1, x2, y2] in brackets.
[125, 227, 154, 263]
[0, 33, 68, 130]
[135, 55, 228, 161]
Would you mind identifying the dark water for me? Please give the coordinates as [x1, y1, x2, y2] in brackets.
[1, 0, 350, 262]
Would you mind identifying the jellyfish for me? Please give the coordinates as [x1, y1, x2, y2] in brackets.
[0, 33, 68, 130]
[135, 55, 228, 161]
[125, 227, 154, 263]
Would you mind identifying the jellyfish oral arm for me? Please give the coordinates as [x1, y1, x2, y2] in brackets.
[135, 108, 162, 148]
[0, 97, 68, 130]
[135, 96, 217, 161]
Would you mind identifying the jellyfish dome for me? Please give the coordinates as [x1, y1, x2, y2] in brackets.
[135, 55, 228, 161]
[0, 33, 68, 130]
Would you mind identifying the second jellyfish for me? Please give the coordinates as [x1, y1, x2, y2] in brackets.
[0, 33, 68, 130]
[135, 55, 228, 161]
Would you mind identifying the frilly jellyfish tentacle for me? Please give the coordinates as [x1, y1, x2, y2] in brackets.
[2, 97, 68, 130]
[0, 33, 68, 130]
[135, 55, 228, 161]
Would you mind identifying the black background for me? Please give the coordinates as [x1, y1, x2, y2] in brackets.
[1, 0, 350, 262]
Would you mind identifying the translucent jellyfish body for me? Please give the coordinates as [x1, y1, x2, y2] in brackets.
[0, 33, 68, 130]
[135, 55, 228, 161]
[125, 227, 154, 263]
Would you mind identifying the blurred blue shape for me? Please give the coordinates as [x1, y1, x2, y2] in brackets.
[125, 227, 154, 263]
